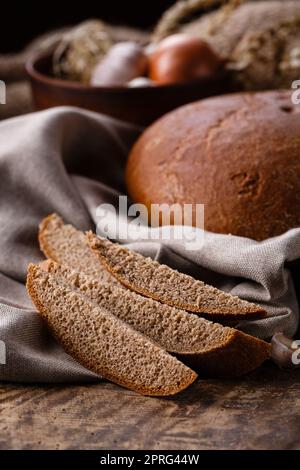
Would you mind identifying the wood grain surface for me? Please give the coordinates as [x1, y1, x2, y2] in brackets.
[0, 363, 299, 450]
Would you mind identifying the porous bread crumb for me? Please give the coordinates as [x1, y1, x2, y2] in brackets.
[42, 259, 232, 352]
[27, 264, 197, 396]
[39, 214, 119, 286]
[87, 232, 266, 321]
[43, 260, 271, 377]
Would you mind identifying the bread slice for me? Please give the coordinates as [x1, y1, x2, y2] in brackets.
[86, 232, 267, 322]
[39, 214, 119, 285]
[27, 264, 197, 396]
[41, 260, 271, 377]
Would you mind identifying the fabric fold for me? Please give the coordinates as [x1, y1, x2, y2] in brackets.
[0, 106, 299, 383]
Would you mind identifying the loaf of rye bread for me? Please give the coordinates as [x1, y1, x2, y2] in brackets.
[125, 90, 300, 241]
[39, 213, 119, 285]
[40, 259, 270, 377]
[27, 263, 197, 396]
[86, 232, 266, 322]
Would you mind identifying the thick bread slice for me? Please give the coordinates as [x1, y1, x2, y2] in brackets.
[27, 264, 197, 396]
[39, 214, 118, 285]
[86, 232, 267, 322]
[41, 260, 271, 378]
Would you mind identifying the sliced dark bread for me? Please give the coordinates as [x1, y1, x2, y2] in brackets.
[86, 232, 267, 322]
[41, 260, 271, 377]
[27, 264, 197, 396]
[39, 214, 119, 285]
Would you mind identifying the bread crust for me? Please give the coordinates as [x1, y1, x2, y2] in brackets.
[41, 259, 271, 378]
[86, 231, 266, 322]
[39, 213, 119, 285]
[38, 213, 64, 260]
[37, 215, 270, 379]
[27, 264, 197, 396]
[125, 90, 300, 241]
[178, 330, 271, 378]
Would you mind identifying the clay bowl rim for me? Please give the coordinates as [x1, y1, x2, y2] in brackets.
[26, 51, 229, 94]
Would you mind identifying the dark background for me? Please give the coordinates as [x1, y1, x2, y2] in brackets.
[1, 1, 176, 53]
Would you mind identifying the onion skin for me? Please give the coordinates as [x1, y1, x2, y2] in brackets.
[91, 42, 148, 87]
[149, 34, 222, 85]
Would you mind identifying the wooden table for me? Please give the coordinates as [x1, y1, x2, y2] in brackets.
[0, 363, 299, 450]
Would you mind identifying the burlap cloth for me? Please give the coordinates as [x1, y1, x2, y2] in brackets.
[0, 14, 299, 383]
[0, 106, 299, 383]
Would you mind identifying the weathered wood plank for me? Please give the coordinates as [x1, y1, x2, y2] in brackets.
[0, 363, 299, 450]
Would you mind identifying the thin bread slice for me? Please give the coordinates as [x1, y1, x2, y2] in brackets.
[27, 264, 197, 396]
[86, 232, 267, 322]
[41, 260, 271, 377]
[39, 214, 119, 285]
